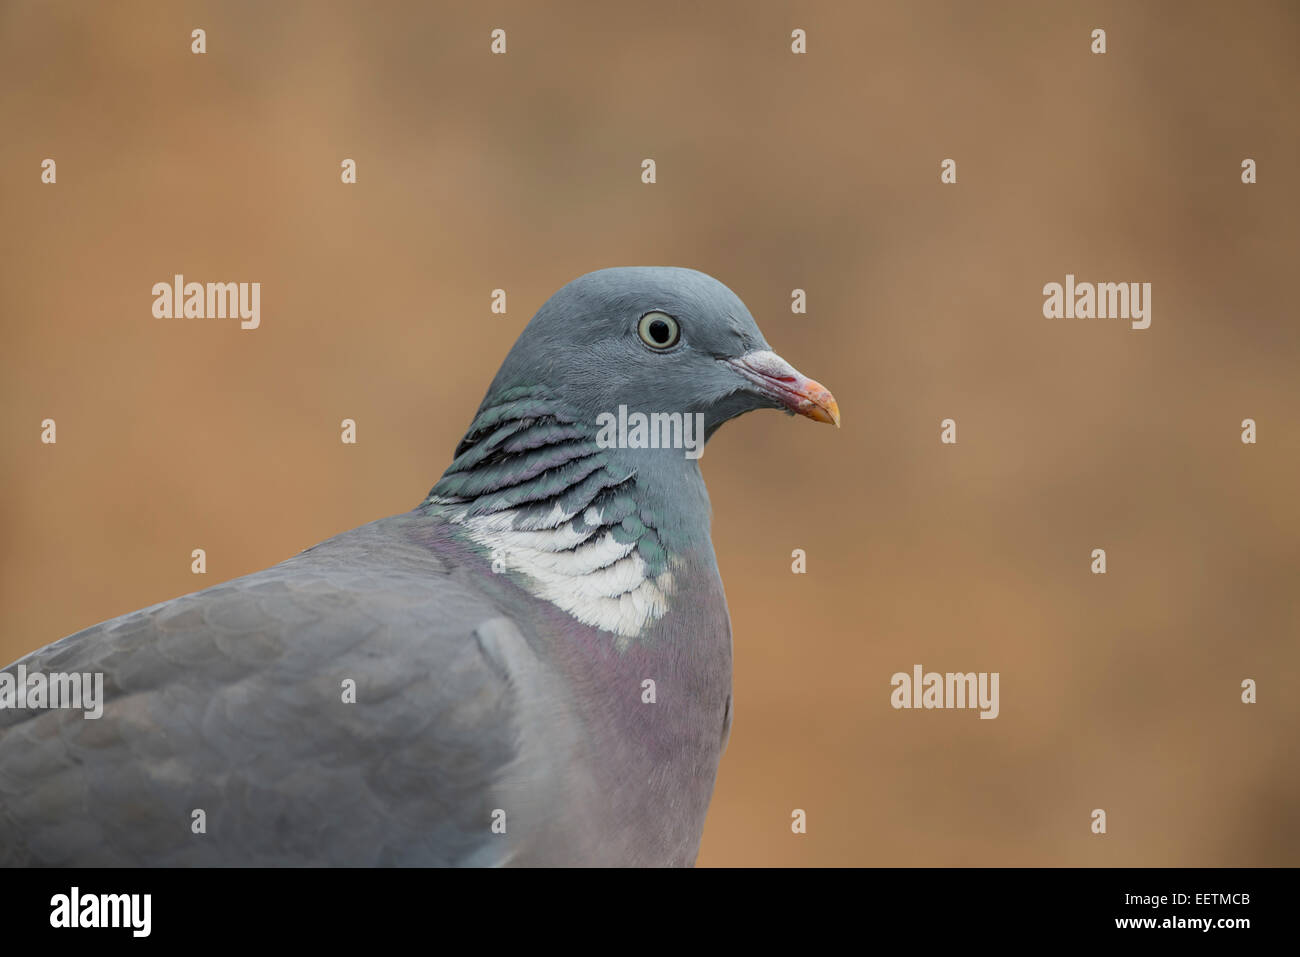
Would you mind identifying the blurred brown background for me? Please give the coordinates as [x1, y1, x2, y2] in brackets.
[2, 0, 1297, 866]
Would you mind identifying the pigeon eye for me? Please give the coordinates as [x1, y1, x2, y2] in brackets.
[637, 311, 680, 350]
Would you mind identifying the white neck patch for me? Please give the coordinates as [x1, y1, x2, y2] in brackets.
[434, 498, 675, 647]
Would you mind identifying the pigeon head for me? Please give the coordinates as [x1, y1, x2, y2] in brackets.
[481, 266, 839, 444]
[428, 267, 839, 642]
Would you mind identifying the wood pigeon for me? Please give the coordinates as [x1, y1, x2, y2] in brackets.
[0, 267, 839, 866]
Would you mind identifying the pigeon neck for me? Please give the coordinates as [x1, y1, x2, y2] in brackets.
[421, 386, 705, 647]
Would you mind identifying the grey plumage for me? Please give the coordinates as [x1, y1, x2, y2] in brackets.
[0, 267, 838, 866]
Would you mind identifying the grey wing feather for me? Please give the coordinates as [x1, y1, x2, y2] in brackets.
[0, 515, 534, 866]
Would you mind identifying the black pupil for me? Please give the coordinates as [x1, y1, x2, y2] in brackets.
[649, 319, 671, 343]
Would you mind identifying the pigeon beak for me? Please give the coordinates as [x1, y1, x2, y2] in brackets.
[723, 350, 841, 427]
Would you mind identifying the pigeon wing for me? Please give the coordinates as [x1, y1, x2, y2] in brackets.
[0, 514, 553, 866]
